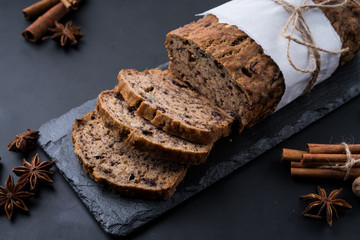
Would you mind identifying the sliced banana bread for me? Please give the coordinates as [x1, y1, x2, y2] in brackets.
[96, 90, 213, 165]
[166, 3, 360, 132]
[116, 68, 234, 144]
[72, 110, 188, 200]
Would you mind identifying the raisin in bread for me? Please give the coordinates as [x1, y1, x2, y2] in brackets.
[116, 69, 234, 144]
[166, 2, 360, 132]
[97, 90, 213, 165]
[72, 110, 188, 200]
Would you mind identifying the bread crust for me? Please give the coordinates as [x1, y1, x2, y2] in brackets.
[91, 165, 187, 200]
[72, 112, 97, 174]
[96, 90, 213, 165]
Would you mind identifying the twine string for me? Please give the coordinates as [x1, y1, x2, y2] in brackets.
[60, 0, 81, 10]
[320, 142, 360, 180]
[271, 0, 355, 93]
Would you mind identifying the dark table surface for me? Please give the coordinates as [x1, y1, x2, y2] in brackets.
[0, 0, 359, 239]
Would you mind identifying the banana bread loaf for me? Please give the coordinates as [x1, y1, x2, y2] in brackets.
[166, 1, 360, 132]
[72, 110, 188, 200]
[97, 90, 213, 165]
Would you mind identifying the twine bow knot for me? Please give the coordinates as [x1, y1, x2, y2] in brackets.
[272, 0, 358, 93]
[320, 142, 360, 180]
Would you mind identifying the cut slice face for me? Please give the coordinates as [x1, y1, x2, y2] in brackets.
[97, 90, 213, 165]
[72, 110, 188, 200]
[116, 68, 234, 144]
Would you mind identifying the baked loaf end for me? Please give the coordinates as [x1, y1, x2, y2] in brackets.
[97, 90, 213, 165]
[116, 68, 234, 144]
[166, 14, 285, 132]
[313, 0, 360, 66]
[72, 110, 188, 200]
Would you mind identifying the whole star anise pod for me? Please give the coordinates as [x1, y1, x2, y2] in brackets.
[43, 21, 83, 47]
[0, 175, 33, 219]
[8, 129, 39, 152]
[300, 186, 352, 226]
[13, 153, 55, 191]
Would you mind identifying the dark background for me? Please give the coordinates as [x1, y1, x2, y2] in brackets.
[0, 0, 359, 239]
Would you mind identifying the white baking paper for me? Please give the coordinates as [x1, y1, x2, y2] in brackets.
[199, 0, 342, 110]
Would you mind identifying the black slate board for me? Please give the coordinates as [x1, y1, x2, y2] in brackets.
[38, 55, 360, 237]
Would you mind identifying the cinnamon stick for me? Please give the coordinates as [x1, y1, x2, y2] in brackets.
[301, 153, 360, 167]
[290, 161, 303, 168]
[291, 159, 360, 168]
[283, 143, 360, 180]
[306, 143, 360, 154]
[22, 2, 69, 42]
[22, 0, 60, 20]
[281, 149, 306, 162]
[291, 167, 360, 180]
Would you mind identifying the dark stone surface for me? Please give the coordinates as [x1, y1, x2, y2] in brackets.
[38, 54, 360, 236]
[1, 0, 360, 239]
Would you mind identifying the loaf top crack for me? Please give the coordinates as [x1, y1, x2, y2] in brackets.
[116, 69, 234, 144]
[72, 110, 188, 200]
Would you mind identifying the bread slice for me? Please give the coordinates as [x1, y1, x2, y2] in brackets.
[116, 69, 234, 144]
[72, 110, 188, 200]
[96, 90, 213, 165]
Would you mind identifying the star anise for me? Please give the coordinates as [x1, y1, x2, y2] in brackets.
[8, 129, 39, 152]
[0, 175, 33, 219]
[13, 153, 55, 191]
[300, 186, 352, 226]
[43, 21, 83, 47]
